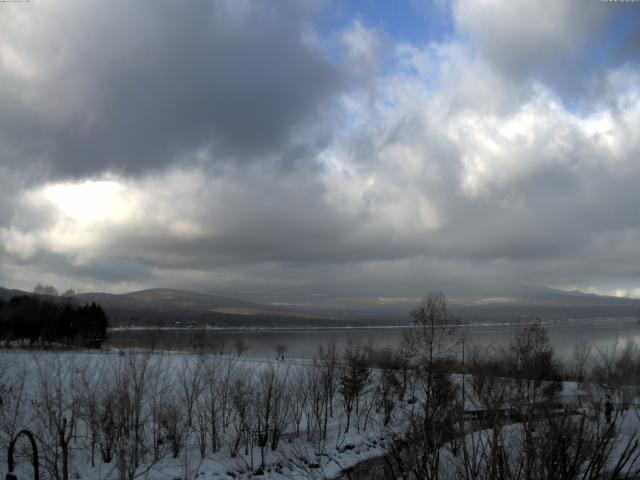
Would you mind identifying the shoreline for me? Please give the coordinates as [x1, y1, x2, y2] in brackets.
[107, 316, 638, 332]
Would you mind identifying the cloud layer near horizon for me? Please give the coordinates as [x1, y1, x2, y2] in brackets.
[1, 0, 640, 301]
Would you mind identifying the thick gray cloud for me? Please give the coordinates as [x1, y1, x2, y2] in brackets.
[0, 0, 343, 177]
[452, 0, 640, 97]
[1, 1, 640, 301]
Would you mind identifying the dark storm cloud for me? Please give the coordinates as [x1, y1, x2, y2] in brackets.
[0, 0, 344, 177]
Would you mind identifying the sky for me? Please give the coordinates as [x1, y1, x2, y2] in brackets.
[1, 0, 640, 304]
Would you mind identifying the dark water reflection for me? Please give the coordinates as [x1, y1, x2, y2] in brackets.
[106, 318, 640, 361]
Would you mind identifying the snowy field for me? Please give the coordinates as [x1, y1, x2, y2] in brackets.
[1, 346, 639, 480]
[0, 349, 404, 480]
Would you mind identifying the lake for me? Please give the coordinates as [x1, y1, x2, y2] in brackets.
[106, 317, 640, 361]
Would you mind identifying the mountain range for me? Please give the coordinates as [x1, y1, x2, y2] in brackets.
[1, 284, 639, 328]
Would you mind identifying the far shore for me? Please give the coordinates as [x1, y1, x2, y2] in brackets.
[107, 315, 638, 331]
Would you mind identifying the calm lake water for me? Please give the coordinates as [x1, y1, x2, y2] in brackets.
[106, 317, 640, 361]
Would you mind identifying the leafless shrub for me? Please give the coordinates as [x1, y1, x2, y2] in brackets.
[232, 339, 249, 356]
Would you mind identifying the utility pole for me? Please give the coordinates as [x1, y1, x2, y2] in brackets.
[461, 333, 466, 412]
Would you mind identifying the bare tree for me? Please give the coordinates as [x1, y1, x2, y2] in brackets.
[31, 354, 83, 480]
[305, 360, 325, 444]
[78, 357, 109, 467]
[0, 355, 29, 454]
[318, 344, 339, 420]
[404, 292, 458, 365]
[218, 358, 237, 436]
[305, 344, 338, 446]
[290, 367, 309, 438]
[463, 344, 514, 479]
[385, 293, 460, 480]
[34, 283, 58, 297]
[96, 387, 119, 464]
[158, 398, 182, 459]
[229, 365, 252, 458]
[253, 364, 290, 467]
[194, 375, 209, 458]
[506, 320, 558, 407]
[370, 347, 406, 426]
[339, 342, 371, 433]
[110, 351, 153, 480]
[145, 355, 173, 462]
[570, 342, 592, 386]
[178, 356, 204, 429]
[505, 321, 561, 480]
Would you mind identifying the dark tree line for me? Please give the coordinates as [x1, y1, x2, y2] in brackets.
[0, 295, 108, 347]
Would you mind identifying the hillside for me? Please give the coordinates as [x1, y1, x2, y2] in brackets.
[2, 285, 639, 327]
[74, 288, 351, 328]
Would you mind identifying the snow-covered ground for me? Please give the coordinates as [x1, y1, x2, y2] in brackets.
[1, 348, 639, 480]
[0, 349, 405, 480]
